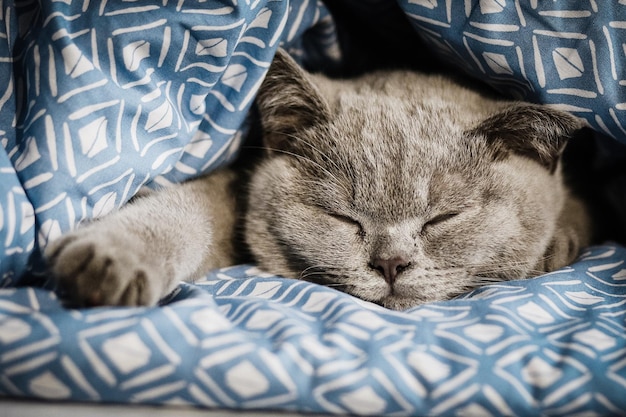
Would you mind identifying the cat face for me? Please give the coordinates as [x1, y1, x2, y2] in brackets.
[246, 50, 583, 309]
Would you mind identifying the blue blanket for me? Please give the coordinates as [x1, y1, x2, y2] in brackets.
[2, 1, 626, 415]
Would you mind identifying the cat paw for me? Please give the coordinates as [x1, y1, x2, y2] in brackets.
[45, 229, 167, 307]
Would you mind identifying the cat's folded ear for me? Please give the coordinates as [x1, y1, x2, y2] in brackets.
[469, 103, 586, 173]
[255, 48, 331, 153]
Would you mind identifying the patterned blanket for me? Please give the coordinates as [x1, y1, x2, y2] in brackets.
[2, 1, 626, 415]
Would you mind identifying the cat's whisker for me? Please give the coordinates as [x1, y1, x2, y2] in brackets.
[299, 265, 328, 279]
[300, 265, 320, 275]
[256, 131, 354, 198]
[320, 283, 347, 288]
[260, 145, 353, 197]
[464, 256, 564, 285]
[279, 131, 345, 175]
[467, 275, 508, 285]
[458, 257, 543, 274]
[300, 272, 332, 281]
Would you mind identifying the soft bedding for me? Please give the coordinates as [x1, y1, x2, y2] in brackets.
[2, 1, 626, 416]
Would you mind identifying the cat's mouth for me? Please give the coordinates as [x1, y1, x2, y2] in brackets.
[375, 292, 424, 311]
[298, 267, 475, 310]
[347, 268, 476, 309]
[343, 281, 421, 310]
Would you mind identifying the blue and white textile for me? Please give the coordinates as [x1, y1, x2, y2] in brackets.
[1, 1, 626, 416]
[1, 0, 334, 284]
[401, 1, 626, 144]
[2, 246, 626, 415]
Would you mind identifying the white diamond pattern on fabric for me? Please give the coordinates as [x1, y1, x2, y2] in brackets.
[1, 246, 626, 415]
[401, 0, 626, 144]
[0, 0, 332, 285]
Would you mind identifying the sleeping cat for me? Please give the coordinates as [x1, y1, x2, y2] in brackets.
[45, 49, 591, 310]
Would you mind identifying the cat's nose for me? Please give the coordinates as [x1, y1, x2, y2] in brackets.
[369, 257, 410, 285]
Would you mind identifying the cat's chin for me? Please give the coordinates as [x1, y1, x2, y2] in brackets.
[353, 287, 430, 311]
[352, 282, 472, 310]
[343, 275, 471, 310]
[376, 296, 422, 311]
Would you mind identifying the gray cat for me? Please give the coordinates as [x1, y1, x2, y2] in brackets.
[45, 49, 591, 310]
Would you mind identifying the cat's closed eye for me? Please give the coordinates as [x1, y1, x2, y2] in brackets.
[328, 212, 366, 237]
[422, 211, 460, 232]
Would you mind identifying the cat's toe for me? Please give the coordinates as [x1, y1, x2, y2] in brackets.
[115, 270, 157, 307]
[46, 234, 163, 307]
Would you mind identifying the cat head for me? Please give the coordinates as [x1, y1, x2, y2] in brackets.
[247, 49, 584, 309]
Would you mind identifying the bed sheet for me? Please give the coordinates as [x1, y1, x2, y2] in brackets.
[2, 1, 626, 416]
[1, 246, 626, 415]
